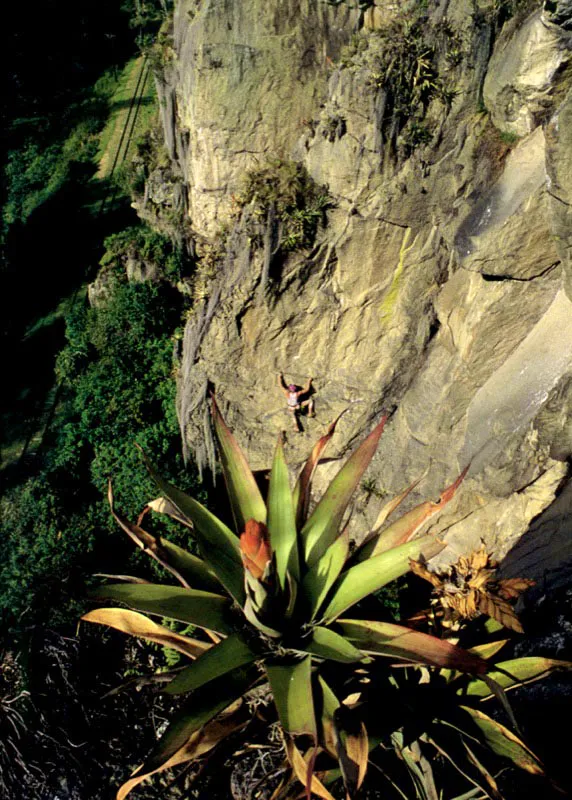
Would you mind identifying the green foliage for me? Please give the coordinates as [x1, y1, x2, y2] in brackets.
[1, 475, 102, 627]
[401, 120, 434, 155]
[99, 225, 185, 280]
[53, 280, 184, 508]
[236, 159, 331, 252]
[95, 56, 158, 191]
[3, 125, 97, 231]
[339, 14, 464, 156]
[121, 0, 173, 50]
[0, 275, 200, 629]
[2, 72, 119, 235]
[143, 21, 177, 70]
[111, 122, 174, 205]
[90, 407, 552, 799]
[499, 129, 521, 146]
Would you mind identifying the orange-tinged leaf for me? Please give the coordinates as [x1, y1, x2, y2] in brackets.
[117, 693, 251, 799]
[334, 704, 369, 795]
[354, 466, 468, 562]
[285, 739, 336, 800]
[293, 412, 345, 529]
[371, 474, 425, 532]
[81, 608, 210, 660]
[337, 619, 487, 673]
[302, 416, 388, 567]
[460, 706, 544, 775]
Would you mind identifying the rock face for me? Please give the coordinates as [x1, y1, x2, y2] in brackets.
[144, 0, 572, 586]
[483, 6, 572, 136]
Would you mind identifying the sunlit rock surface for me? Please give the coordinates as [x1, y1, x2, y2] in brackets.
[483, 7, 572, 136]
[137, 0, 572, 586]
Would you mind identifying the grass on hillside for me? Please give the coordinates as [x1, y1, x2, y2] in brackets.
[1, 58, 158, 474]
[96, 56, 157, 182]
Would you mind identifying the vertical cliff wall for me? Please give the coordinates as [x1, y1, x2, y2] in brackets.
[146, 0, 572, 589]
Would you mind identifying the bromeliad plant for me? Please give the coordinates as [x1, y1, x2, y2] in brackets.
[83, 402, 566, 799]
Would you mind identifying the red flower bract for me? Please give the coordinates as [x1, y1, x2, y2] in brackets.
[240, 519, 272, 579]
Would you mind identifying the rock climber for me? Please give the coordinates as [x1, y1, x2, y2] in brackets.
[278, 373, 315, 432]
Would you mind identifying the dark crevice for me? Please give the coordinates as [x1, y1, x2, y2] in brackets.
[547, 189, 571, 208]
[235, 302, 251, 337]
[482, 272, 512, 281]
[476, 261, 560, 282]
[427, 317, 441, 343]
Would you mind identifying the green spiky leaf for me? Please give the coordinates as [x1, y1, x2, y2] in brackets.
[109, 485, 221, 593]
[353, 467, 468, 563]
[139, 452, 245, 605]
[301, 416, 387, 567]
[317, 676, 340, 758]
[89, 583, 234, 636]
[267, 435, 299, 587]
[118, 667, 258, 799]
[266, 656, 317, 738]
[118, 699, 249, 800]
[166, 633, 258, 695]
[462, 657, 572, 699]
[323, 535, 444, 622]
[467, 640, 510, 661]
[305, 626, 363, 663]
[211, 397, 267, 530]
[301, 531, 349, 619]
[460, 706, 544, 774]
[293, 413, 344, 528]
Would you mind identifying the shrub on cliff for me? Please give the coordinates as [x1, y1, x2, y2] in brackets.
[236, 159, 331, 252]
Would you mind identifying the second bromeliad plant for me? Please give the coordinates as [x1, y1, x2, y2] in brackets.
[84, 401, 569, 799]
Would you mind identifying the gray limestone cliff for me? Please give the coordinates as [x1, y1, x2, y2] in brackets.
[138, 0, 572, 592]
